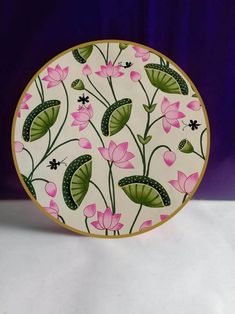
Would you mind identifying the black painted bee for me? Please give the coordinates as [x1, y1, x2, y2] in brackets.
[78, 93, 89, 105]
[118, 61, 133, 68]
[47, 157, 67, 170]
[183, 120, 201, 131]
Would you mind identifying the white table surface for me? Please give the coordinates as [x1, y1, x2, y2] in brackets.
[0, 200, 235, 314]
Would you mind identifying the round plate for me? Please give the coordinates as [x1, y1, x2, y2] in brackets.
[12, 40, 210, 238]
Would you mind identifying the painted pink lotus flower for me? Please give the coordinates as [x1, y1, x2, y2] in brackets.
[79, 138, 92, 149]
[45, 199, 59, 219]
[45, 182, 57, 197]
[82, 64, 92, 76]
[160, 214, 169, 221]
[91, 207, 123, 231]
[133, 46, 150, 62]
[84, 204, 96, 218]
[130, 70, 141, 82]
[42, 64, 69, 88]
[163, 151, 176, 166]
[139, 220, 152, 231]
[187, 100, 201, 111]
[14, 141, 24, 153]
[95, 61, 124, 78]
[98, 140, 135, 169]
[71, 104, 93, 131]
[17, 93, 32, 117]
[161, 97, 185, 133]
[169, 171, 199, 194]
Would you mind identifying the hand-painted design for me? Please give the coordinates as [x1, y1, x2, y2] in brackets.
[133, 46, 150, 62]
[83, 203, 96, 233]
[91, 207, 124, 235]
[14, 41, 209, 237]
[161, 97, 185, 133]
[139, 220, 152, 231]
[22, 100, 61, 142]
[98, 140, 135, 169]
[187, 100, 201, 111]
[182, 119, 201, 131]
[45, 199, 65, 224]
[101, 98, 132, 136]
[62, 155, 92, 210]
[145, 62, 188, 95]
[42, 65, 69, 88]
[72, 45, 93, 64]
[169, 171, 199, 203]
[18, 93, 32, 118]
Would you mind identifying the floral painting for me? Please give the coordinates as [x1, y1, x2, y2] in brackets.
[13, 40, 209, 237]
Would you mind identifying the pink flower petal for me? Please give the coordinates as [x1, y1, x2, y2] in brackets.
[160, 214, 169, 221]
[103, 207, 113, 229]
[98, 147, 111, 161]
[178, 171, 187, 192]
[47, 81, 60, 88]
[79, 122, 89, 131]
[62, 66, 69, 80]
[114, 161, 134, 169]
[130, 71, 141, 82]
[112, 142, 128, 162]
[48, 67, 61, 81]
[184, 172, 199, 194]
[165, 102, 180, 113]
[55, 64, 63, 77]
[20, 103, 29, 110]
[82, 64, 92, 76]
[84, 204, 96, 218]
[42, 75, 53, 82]
[162, 117, 171, 133]
[75, 112, 90, 122]
[86, 104, 93, 118]
[111, 223, 124, 231]
[168, 180, 184, 193]
[17, 110, 21, 118]
[165, 110, 185, 119]
[91, 221, 104, 230]
[112, 71, 124, 78]
[108, 141, 117, 159]
[95, 71, 107, 78]
[45, 182, 57, 197]
[49, 199, 59, 212]
[79, 138, 92, 149]
[118, 151, 135, 163]
[142, 52, 150, 61]
[187, 101, 200, 111]
[97, 211, 104, 227]
[14, 141, 24, 153]
[45, 207, 58, 218]
[163, 151, 176, 166]
[161, 96, 170, 114]
[139, 220, 152, 231]
[133, 46, 148, 54]
[167, 119, 180, 128]
[23, 93, 32, 102]
[109, 213, 121, 230]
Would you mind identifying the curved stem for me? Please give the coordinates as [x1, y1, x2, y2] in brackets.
[48, 139, 79, 156]
[126, 124, 143, 159]
[90, 180, 108, 207]
[182, 193, 188, 204]
[113, 49, 122, 65]
[108, 77, 117, 102]
[94, 44, 107, 64]
[142, 144, 146, 175]
[150, 88, 158, 105]
[31, 177, 49, 183]
[58, 215, 65, 224]
[146, 145, 171, 176]
[85, 217, 90, 233]
[139, 80, 150, 105]
[45, 129, 51, 156]
[129, 204, 143, 234]
[109, 163, 116, 214]
[86, 76, 110, 106]
[200, 128, 207, 159]
[35, 79, 43, 103]
[84, 88, 108, 108]
[38, 76, 44, 101]
[23, 148, 34, 174]
[89, 120, 105, 147]
[193, 150, 205, 160]
[147, 115, 164, 132]
[106, 42, 109, 63]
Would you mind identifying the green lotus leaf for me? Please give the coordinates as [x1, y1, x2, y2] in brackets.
[62, 155, 92, 210]
[21, 174, 36, 199]
[144, 63, 188, 95]
[101, 98, 132, 136]
[119, 175, 170, 208]
[22, 100, 60, 142]
[72, 45, 93, 64]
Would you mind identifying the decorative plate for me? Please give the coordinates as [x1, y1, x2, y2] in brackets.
[12, 40, 210, 238]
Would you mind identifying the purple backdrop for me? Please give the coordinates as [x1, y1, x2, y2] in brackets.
[1, 0, 235, 199]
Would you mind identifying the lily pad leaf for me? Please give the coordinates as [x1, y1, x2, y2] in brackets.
[144, 63, 188, 95]
[21, 174, 36, 199]
[72, 45, 93, 64]
[137, 134, 152, 145]
[22, 100, 61, 142]
[119, 175, 170, 208]
[101, 98, 132, 136]
[62, 155, 92, 210]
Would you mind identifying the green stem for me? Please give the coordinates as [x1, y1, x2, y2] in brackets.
[129, 204, 143, 234]
[89, 120, 105, 147]
[193, 150, 205, 160]
[31, 177, 49, 183]
[108, 77, 117, 102]
[150, 88, 158, 105]
[38, 76, 44, 101]
[142, 144, 146, 175]
[139, 80, 150, 105]
[105, 229, 108, 236]
[182, 193, 188, 203]
[94, 44, 107, 64]
[58, 215, 65, 224]
[48, 139, 79, 156]
[147, 115, 164, 132]
[85, 217, 90, 233]
[45, 129, 51, 156]
[90, 180, 108, 207]
[86, 76, 110, 106]
[113, 49, 122, 65]
[35, 79, 43, 103]
[23, 148, 34, 175]
[106, 42, 109, 63]
[84, 88, 108, 109]
[126, 124, 143, 159]
[200, 128, 207, 159]
[109, 163, 116, 214]
[146, 145, 171, 176]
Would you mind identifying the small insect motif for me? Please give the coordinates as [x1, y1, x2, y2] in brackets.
[183, 120, 201, 131]
[47, 157, 67, 170]
[78, 93, 89, 105]
[118, 61, 133, 69]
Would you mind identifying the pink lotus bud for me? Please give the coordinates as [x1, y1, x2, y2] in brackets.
[84, 204, 96, 218]
[45, 182, 57, 197]
[163, 151, 176, 166]
[139, 220, 152, 231]
[14, 141, 24, 153]
[130, 71, 141, 82]
[79, 138, 92, 149]
[82, 64, 92, 76]
[160, 214, 169, 221]
[187, 100, 200, 111]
